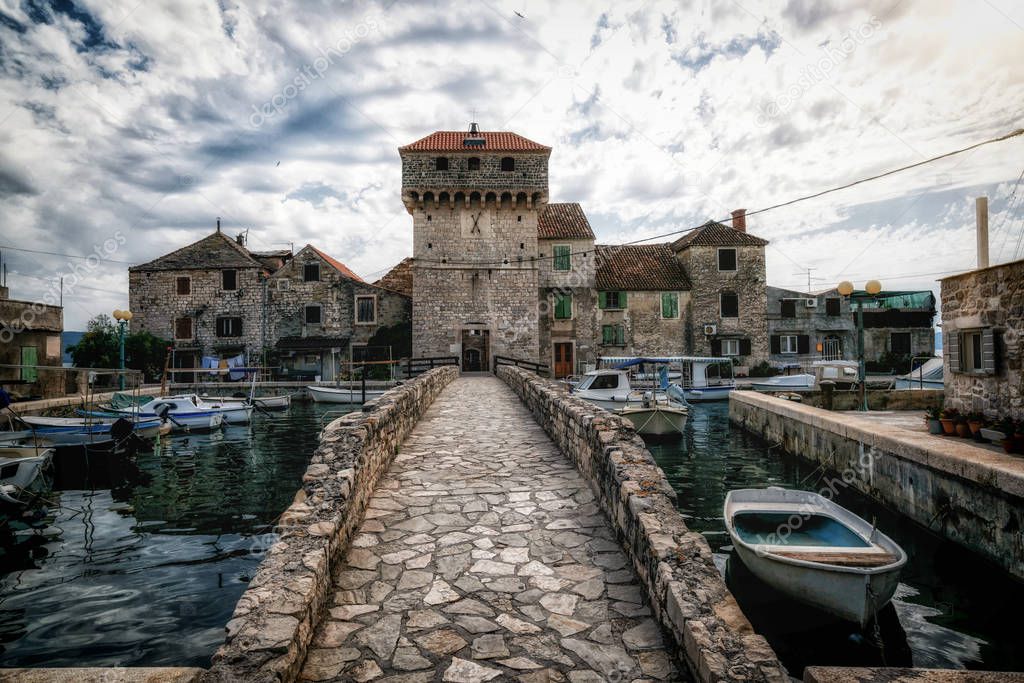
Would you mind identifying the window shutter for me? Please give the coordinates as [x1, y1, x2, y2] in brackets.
[770, 335, 781, 354]
[739, 338, 751, 356]
[598, 292, 607, 309]
[797, 335, 810, 355]
[981, 328, 997, 375]
[620, 291, 627, 308]
[616, 325, 625, 345]
[711, 339, 722, 357]
[946, 332, 960, 373]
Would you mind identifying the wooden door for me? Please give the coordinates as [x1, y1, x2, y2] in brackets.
[553, 343, 573, 379]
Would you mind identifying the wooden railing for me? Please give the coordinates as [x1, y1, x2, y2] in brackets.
[492, 355, 551, 377]
[403, 356, 460, 378]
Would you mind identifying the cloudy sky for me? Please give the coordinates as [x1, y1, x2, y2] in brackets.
[1, 0, 1022, 329]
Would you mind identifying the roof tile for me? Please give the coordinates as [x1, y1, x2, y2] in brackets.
[400, 131, 550, 153]
[309, 246, 364, 282]
[595, 244, 692, 291]
[538, 203, 595, 240]
[130, 231, 264, 272]
[670, 220, 769, 250]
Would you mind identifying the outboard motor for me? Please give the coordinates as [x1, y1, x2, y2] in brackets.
[155, 403, 173, 422]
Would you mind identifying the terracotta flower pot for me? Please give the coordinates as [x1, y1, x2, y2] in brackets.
[955, 423, 970, 438]
[968, 420, 983, 435]
[940, 418, 955, 435]
[1004, 439, 1016, 454]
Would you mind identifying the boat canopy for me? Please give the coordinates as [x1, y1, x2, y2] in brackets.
[110, 392, 155, 409]
[604, 356, 725, 368]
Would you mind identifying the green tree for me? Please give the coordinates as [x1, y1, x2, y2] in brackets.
[69, 314, 170, 382]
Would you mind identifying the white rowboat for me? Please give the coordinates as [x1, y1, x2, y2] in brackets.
[724, 487, 906, 628]
[307, 385, 391, 404]
[617, 403, 688, 436]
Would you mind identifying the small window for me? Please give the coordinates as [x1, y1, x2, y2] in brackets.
[468, 157, 480, 171]
[825, 297, 841, 317]
[176, 276, 191, 296]
[661, 292, 679, 319]
[601, 324, 625, 346]
[304, 305, 322, 325]
[718, 248, 737, 271]
[500, 156, 515, 171]
[554, 293, 572, 320]
[216, 317, 242, 337]
[781, 300, 796, 318]
[720, 292, 738, 318]
[590, 374, 620, 390]
[890, 332, 911, 356]
[222, 269, 237, 291]
[174, 317, 193, 340]
[599, 291, 626, 310]
[435, 157, 448, 171]
[304, 263, 320, 282]
[780, 335, 799, 354]
[277, 279, 290, 291]
[553, 245, 571, 271]
[356, 295, 376, 324]
[721, 339, 740, 356]
[959, 331, 984, 373]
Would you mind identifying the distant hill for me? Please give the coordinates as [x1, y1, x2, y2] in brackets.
[935, 329, 943, 352]
[62, 331, 84, 366]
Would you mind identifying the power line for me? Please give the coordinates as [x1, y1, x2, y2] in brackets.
[0, 244, 134, 265]
[415, 126, 1024, 267]
[994, 167, 1024, 260]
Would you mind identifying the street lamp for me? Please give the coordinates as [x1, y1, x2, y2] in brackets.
[837, 280, 881, 411]
[112, 309, 133, 390]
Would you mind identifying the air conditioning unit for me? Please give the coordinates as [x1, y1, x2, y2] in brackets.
[804, 299, 818, 308]
[703, 324, 717, 336]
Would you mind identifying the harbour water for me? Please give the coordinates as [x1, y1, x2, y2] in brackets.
[648, 402, 1024, 676]
[0, 401, 351, 668]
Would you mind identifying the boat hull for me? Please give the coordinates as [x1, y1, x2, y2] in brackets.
[618, 406, 688, 435]
[682, 385, 734, 402]
[0, 450, 52, 504]
[89, 409, 224, 432]
[307, 386, 389, 404]
[750, 375, 816, 392]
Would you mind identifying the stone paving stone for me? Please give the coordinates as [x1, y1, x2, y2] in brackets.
[300, 376, 684, 681]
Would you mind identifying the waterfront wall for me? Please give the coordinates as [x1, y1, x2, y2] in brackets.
[730, 391, 1024, 580]
[497, 366, 788, 683]
[796, 388, 943, 411]
[203, 366, 459, 683]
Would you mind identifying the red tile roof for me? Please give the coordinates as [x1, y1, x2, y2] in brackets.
[670, 220, 769, 250]
[309, 245, 364, 282]
[538, 203, 595, 240]
[399, 131, 551, 153]
[373, 257, 413, 297]
[595, 244, 692, 291]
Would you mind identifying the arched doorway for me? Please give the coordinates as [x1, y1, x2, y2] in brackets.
[463, 348, 482, 371]
[461, 328, 490, 372]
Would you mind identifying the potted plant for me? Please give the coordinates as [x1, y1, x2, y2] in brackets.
[939, 408, 958, 436]
[994, 417, 1016, 453]
[955, 415, 971, 438]
[925, 406, 943, 435]
[966, 412, 985, 436]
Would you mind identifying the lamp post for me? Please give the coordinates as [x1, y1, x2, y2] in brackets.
[112, 309, 133, 390]
[837, 280, 881, 411]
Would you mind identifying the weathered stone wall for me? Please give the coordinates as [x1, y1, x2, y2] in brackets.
[798, 388, 944, 411]
[594, 290, 691, 358]
[766, 286, 854, 365]
[730, 390, 1024, 580]
[498, 367, 788, 683]
[539, 287, 599, 373]
[203, 366, 459, 683]
[0, 297, 63, 398]
[941, 260, 1024, 418]
[129, 267, 265, 356]
[679, 245, 769, 364]
[863, 327, 934, 364]
[401, 151, 549, 195]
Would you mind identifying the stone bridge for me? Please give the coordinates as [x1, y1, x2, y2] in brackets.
[202, 367, 782, 683]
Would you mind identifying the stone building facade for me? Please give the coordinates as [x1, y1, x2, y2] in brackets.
[129, 228, 409, 381]
[0, 285, 64, 399]
[940, 258, 1023, 419]
[396, 126, 772, 377]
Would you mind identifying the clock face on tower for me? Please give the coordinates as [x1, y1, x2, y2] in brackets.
[460, 209, 494, 239]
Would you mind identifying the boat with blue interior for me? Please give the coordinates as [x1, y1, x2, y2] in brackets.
[599, 356, 736, 402]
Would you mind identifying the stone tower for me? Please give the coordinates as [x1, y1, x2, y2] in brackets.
[400, 124, 550, 369]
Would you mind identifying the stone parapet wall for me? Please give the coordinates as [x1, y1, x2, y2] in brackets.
[203, 366, 459, 683]
[730, 391, 1024, 580]
[497, 366, 788, 683]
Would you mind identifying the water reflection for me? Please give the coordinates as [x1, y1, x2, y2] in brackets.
[0, 402, 346, 667]
[648, 402, 1023, 676]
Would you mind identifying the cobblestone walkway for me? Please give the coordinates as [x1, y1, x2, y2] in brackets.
[300, 375, 682, 682]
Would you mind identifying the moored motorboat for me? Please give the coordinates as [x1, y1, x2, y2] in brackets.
[0, 447, 53, 505]
[207, 393, 293, 410]
[162, 394, 253, 424]
[617, 401, 688, 436]
[724, 487, 906, 627]
[89, 399, 225, 432]
[601, 356, 736, 402]
[307, 385, 391, 404]
[20, 415, 165, 440]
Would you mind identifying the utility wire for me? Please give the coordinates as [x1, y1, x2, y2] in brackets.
[995, 166, 1024, 260]
[416, 126, 1024, 267]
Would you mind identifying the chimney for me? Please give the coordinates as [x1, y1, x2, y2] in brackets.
[216, 217, 221, 233]
[731, 208, 747, 232]
[469, 121, 480, 135]
[236, 232, 246, 247]
[976, 196, 989, 269]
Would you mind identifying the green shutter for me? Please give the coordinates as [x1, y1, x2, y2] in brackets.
[554, 245, 571, 271]
[555, 293, 572, 319]
[619, 291, 627, 309]
[21, 346, 38, 382]
[602, 325, 612, 344]
[661, 292, 678, 318]
[616, 324, 625, 345]
[598, 291, 608, 309]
